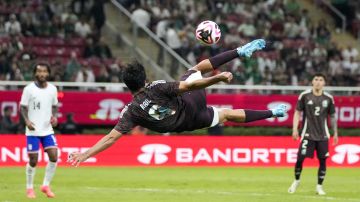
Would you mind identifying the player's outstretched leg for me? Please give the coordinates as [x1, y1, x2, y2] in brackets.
[193, 39, 266, 74]
[218, 104, 287, 123]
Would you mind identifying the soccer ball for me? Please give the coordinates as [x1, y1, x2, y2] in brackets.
[195, 20, 221, 45]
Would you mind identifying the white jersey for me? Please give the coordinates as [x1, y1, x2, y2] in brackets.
[20, 82, 58, 136]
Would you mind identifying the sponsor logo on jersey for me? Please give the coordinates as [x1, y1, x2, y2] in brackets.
[307, 100, 313, 105]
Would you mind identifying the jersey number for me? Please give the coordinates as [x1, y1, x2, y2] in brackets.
[148, 105, 173, 120]
[314, 106, 320, 116]
[33, 102, 41, 110]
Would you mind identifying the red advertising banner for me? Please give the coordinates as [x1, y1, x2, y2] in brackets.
[0, 135, 359, 167]
[0, 91, 359, 127]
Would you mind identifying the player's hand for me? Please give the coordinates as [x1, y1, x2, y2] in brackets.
[25, 119, 35, 130]
[50, 116, 58, 127]
[67, 152, 88, 167]
[218, 72, 233, 83]
[333, 134, 339, 145]
[292, 130, 299, 140]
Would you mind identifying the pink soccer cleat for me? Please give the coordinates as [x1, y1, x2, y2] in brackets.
[26, 188, 36, 199]
[40, 185, 55, 198]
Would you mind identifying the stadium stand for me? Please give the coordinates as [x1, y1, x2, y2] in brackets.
[120, 0, 360, 87]
[0, 0, 117, 85]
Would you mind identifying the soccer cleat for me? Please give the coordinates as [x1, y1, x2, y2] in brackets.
[26, 188, 36, 198]
[271, 104, 287, 117]
[288, 180, 300, 194]
[40, 185, 55, 198]
[236, 39, 266, 57]
[316, 185, 326, 195]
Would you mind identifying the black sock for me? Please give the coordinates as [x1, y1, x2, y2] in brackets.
[244, 110, 273, 123]
[295, 158, 304, 180]
[318, 158, 327, 185]
[209, 49, 238, 69]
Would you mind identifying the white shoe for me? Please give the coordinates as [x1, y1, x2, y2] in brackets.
[288, 180, 300, 193]
[316, 185, 326, 195]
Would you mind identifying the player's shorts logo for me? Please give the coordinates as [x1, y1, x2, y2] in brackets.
[137, 144, 171, 165]
[331, 144, 360, 164]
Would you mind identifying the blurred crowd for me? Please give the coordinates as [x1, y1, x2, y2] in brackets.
[124, 0, 360, 86]
[0, 0, 126, 90]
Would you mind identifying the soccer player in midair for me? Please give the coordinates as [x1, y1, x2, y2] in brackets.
[288, 73, 339, 195]
[20, 63, 59, 198]
[68, 39, 287, 166]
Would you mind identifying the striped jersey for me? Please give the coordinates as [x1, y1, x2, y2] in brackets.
[296, 89, 336, 141]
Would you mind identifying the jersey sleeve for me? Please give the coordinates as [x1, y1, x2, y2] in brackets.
[296, 94, 305, 111]
[20, 86, 30, 106]
[52, 86, 58, 105]
[155, 82, 180, 97]
[113, 107, 135, 134]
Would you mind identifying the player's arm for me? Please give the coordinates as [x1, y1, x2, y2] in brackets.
[51, 105, 58, 127]
[330, 114, 338, 145]
[292, 110, 301, 140]
[20, 105, 35, 130]
[68, 129, 122, 167]
[178, 71, 232, 93]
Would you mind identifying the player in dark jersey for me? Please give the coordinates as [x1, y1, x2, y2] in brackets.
[68, 39, 287, 166]
[288, 73, 338, 195]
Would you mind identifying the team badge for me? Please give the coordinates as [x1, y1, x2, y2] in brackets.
[322, 100, 328, 108]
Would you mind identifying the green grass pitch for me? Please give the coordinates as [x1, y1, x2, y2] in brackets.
[0, 167, 359, 202]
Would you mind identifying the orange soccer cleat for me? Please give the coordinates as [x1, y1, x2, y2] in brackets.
[26, 188, 36, 199]
[40, 185, 55, 198]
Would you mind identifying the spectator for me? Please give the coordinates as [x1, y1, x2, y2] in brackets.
[94, 37, 112, 59]
[64, 15, 77, 38]
[83, 37, 96, 58]
[131, 5, 151, 28]
[65, 52, 81, 81]
[59, 113, 81, 134]
[5, 14, 21, 35]
[21, 17, 37, 37]
[105, 75, 124, 92]
[0, 106, 18, 134]
[96, 65, 109, 82]
[91, 0, 107, 32]
[165, 22, 182, 76]
[341, 45, 359, 61]
[75, 15, 91, 38]
[237, 18, 257, 38]
[0, 15, 7, 36]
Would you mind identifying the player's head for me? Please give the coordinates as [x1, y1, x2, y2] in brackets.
[33, 62, 51, 83]
[311, 73, 326, 90]
[122, 61, 147, 93]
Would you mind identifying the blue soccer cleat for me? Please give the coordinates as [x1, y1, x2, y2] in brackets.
[236, 39, 266, 57]
[271, 104, 287, 117]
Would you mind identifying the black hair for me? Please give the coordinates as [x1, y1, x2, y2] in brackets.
[122, 61, 147, 92]
[33, 62, 51, 75]
[312, 73, 326, 82]
[4, 106, 12, 112]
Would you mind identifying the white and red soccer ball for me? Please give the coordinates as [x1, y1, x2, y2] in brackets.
[195, 20, 221, 45]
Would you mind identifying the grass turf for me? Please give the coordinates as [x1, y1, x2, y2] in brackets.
[0, 167, 359, 202]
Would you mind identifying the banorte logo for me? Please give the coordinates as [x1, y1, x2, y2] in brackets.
[331, 144, 360, 164]
[137, 144, 171, 165]
[93, 99, 124, 120]
[266, 101, 292, 122]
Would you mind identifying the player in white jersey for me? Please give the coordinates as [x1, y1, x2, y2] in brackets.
[20, 63, 59, 198]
